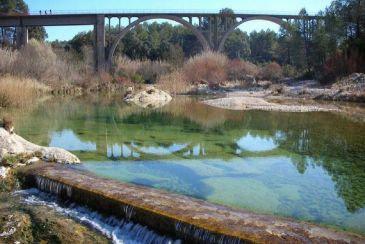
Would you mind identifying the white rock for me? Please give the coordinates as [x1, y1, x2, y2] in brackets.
[124, 87, 172, 108]
[26, 157, 40, 165]
[0, 166, 9, 179]
[0, 128, 80, 164]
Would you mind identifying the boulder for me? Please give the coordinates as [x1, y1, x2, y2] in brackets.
[0, 128, 80, 164]
[124, 86, 172, 108]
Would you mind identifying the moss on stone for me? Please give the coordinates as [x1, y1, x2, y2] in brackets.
[0, 193, 109, 244]
[0, 169, 20, 193]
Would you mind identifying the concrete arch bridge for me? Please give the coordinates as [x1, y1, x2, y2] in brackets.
[0, 11, 320, 71]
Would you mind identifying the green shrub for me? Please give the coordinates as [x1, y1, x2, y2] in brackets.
[131, 73, 145, 83]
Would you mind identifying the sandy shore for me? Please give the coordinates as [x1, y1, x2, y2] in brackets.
[202, 91, 340, 112]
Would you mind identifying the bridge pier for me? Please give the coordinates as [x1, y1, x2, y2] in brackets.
[95, 15, 106, 72]
[16, 27, 28, 48]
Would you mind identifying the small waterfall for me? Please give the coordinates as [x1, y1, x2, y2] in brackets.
[36, 176, 72, 198]
[16, 189, 181, 244]
[175, 221, 244, 244]
[31, 176, 245, 243]
[122, 204, 135, 221]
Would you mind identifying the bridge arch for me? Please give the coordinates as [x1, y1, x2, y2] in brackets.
[107, 15, 210, 68]
[217, 16, 286, 52]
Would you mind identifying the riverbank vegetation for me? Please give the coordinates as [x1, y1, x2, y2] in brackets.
[0, 40, 84, 108]
[58, 0, 364, 84]
[0, 75, 47, 108]
[0, 0, 364, 108]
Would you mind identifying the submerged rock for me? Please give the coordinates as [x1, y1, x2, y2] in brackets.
[0, 128, 80, 164]
[124, 86, 172, 108]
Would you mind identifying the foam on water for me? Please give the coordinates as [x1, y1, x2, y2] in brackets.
[15, 189, 180, 244]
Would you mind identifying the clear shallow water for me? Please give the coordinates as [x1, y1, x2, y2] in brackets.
[4, 96, 365, 234]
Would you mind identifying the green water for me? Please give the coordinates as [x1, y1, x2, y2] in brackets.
[4, 96, 365, 234]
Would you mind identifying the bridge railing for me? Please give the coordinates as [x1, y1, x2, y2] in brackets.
[27, 9, 318, 16]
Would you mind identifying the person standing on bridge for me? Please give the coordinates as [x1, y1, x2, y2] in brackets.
[39, 10, 41, 15]
[50, 10, 52, 15]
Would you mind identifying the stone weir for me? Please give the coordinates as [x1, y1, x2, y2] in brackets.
[16, 163, 364, 244]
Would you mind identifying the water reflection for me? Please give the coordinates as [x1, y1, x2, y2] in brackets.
[49, 129, 96, 152]
[104, 142, 210, 159]
[131, 143, 188, 156]
[5, 96, 365, 234]
[106, 144, 141, 159]
[236, 133, 278, 152]
[183, 144, 207, 157]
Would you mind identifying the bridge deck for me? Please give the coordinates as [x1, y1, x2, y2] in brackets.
[0, 12, 319, 27]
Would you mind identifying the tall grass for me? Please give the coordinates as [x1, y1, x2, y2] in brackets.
[0, 40, 83, 85]
[0, 40, 291, 101]
[0, 75, 49, 108]
[183, 51, 228, 84]
[114, 56, 142, 79]
[113, 56, 172, 84]
[156, 71, 189, 95]
[227, 59, 259, 81]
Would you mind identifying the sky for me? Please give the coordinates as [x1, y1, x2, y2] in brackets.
[25, 0, 333, 41]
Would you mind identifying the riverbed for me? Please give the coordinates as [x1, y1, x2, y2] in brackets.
[4, 95, 365, 236]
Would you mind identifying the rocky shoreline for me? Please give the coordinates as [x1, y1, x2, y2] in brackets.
[0, 191, 109, 243]
[0, 127, 106, 243]
[203, 91, 340, 112]
[0, 128, 80, 165]
[0, 126, 80, 190]
[201, 73, 365, 113]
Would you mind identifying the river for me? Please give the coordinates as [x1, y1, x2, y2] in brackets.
[5, 95, 365, 235]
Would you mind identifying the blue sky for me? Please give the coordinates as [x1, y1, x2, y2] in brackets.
[25, 0, 333, 41]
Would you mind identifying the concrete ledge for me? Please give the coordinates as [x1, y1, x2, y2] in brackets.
[16, 163, 365, 243]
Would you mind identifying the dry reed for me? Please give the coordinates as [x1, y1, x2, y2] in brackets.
[0, 40, 84, 85]
[183, 51, 228, 84]
[156, 71, 189, 95]
[0, 75, 49, 108]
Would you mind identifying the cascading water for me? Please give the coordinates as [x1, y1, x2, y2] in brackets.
[175, 222, 244, 244]
[122, 204, 135, 221]
[26, 175, 248, 243]
[15, 188, 180, 244]
[36, 176, 72, 197]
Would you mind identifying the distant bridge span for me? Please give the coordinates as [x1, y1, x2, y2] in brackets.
[0, 12, 320, 71]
